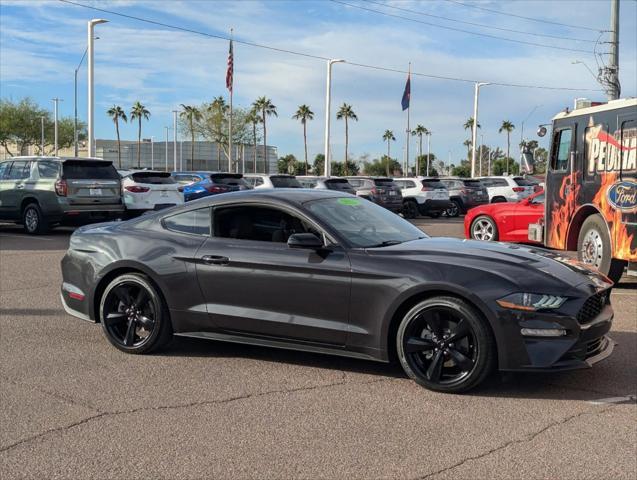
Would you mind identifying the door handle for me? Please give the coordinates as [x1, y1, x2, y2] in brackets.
[201, 255, 229, 265]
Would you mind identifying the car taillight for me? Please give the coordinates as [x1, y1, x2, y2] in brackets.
[178, 186, 185, 193]
[512, 187, 525, 192]
[205, 185, 228, 193]
[370, 187, 377, 195]
[125, 185, 150, 193]
[55, 179, 67, 196]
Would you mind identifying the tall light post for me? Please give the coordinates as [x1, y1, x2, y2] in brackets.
[164, 126, 170, 172]
[150, 136, 154, 169]
[426, 131, 432, 176]
[479, 134, 484, 176]
[40, 116, 45, 155]
[52, 98, 62, 156]
[87, 18, 108, 157]
[470, 82, 490, 178]
[74, 47, 87, 157]
[323, 59, 345, 177]
[172, 110, 178, 172]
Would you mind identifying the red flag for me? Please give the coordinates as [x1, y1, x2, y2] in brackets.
[226, 39, 233, 92]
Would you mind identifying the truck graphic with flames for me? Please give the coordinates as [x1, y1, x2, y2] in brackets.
[530, 98, 636, 283]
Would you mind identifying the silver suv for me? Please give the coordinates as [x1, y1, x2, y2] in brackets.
[439, 177, 489, 216]
[0, 156, 125, 234]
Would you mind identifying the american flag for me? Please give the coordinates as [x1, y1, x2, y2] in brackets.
[226, 39, 233, 92]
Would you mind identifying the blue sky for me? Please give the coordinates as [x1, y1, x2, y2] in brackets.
[1, 0, 636, 165]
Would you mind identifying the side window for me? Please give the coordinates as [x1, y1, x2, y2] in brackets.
[348, 179, 361, 187]
[213, 205, 314, 243]
[620, 118, 636, 177]
[393, 180, 404, 189]
[405, 181, 416, 188]
[255, 177, 264, 187]
[481, 178, 492, 187]
[551, 128, 572, 171]
[163, 208, 210, 236]
[38, 161, 59, 179]
[7, 161, 28, 180]
[0, 162, 11, 179]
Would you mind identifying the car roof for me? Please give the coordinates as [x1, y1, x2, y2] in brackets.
[0, 156, 110, 163]
[183, 188, 343, 209]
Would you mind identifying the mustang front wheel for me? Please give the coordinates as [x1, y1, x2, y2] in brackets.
[397, 296, 496, 393]
[99, 273, 172, 354]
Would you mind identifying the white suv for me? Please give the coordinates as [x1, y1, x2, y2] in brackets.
[393, 177, 453, 218]
[119, 170, 183, 217]
[243, 174, 302, 189]
[477, 176, 536, 203]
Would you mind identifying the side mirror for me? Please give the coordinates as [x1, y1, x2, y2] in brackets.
[287, 233, 324, 250]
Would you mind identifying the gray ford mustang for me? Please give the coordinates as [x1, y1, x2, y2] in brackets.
[60, 189, 615, 392]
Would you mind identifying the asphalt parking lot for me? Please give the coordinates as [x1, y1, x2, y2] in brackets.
[1, 217, 635, 479]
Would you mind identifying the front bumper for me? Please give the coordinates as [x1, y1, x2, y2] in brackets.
[496, 302, 615, 372]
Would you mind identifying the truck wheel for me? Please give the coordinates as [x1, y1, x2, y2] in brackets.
[578, 214, 626, 283]
[22, 203, 50, 235]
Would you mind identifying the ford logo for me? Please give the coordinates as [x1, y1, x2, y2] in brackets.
[607, 181, 637, 212]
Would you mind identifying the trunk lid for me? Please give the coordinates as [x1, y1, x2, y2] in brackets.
[62, 160, 121, 205]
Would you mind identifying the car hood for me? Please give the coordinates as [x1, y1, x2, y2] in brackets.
[366, 237, 612, 291]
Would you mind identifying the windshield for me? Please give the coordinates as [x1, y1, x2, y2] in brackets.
[305, 197, 427, 248]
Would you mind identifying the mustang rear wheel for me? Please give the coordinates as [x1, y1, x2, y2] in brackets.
[397, 296, 496, 393]
[99, 273, 172, 354]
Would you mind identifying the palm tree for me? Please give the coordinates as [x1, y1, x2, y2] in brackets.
[411, 124, 428, 174]
[499, 120, 515, 172]
[180, 105, 202, 170]
[335, 103, 358, 176]
[463, 139, 472, 159]
[463, 117, 481, 132]
[106, 105, 127, 168]
[252, 97, 277, 174]
[246, 108, 262, 173]
[292, 104, 314, 175]
[209, 96, 227, 167]
[382, 130, 396, 177]
[130, 101, 150, 168]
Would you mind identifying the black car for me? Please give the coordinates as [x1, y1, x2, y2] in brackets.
[60, 190, 615, 393]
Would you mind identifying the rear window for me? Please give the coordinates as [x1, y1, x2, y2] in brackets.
[63, 161, 119, 180]
[513, 177, 534, 186]
[462, 179, 483, 188]
[373, 179, 395, 187]
[163, 208, 211, 236]
[325, 179, 353, 190]
[421, 179, 446, 189]
[298, 178, 318, 188]
[211, 174, 249, 187]
[131, 172, 175, 184]
[271, 176, 302, 188]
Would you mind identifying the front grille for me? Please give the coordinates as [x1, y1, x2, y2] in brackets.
[576, 291, 610, 324]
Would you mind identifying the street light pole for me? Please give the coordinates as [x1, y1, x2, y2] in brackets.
[150, 136, 154, 170]
[165, 127, 169, 172]
[479, 134, 484, 176]
[40, 116, 45, 155]
[426, 132, 431, 176]
[471, 82, 489, 178]
[323, 59, 345, 177]
[52, 98, 62, 156]
[87, 19, 108, 157]
[173, 111, 178, 172]
[74, 47, 88, 157]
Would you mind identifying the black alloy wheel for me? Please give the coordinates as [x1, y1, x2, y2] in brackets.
[445, 200, 461, 218]
[403, 200, 419, 219]
[100, 273, 172, 354]
[397, 296, 495, 392]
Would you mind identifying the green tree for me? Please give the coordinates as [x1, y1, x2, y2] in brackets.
[336, 103, 358, 176]
[492, 157, 520, 175]
[208, 96, 228, 166]
[452, 162, 471, 177]
[292, 104, 314, 175]
[331, 160, 360, 176]
[416, 153, 437, 176]
[411, 125, 428, 175]
[364, 155, 401, 177]
[246, 107, 262, 173]
[382, 130, 396, 177]
[277, 154, 305, 175]
[463, 117, 481, 132]
[107, 105, 128, 168]
[180, 104, 202, 170]
[130, 101, 150, 168]
[534, 147, 548, 174]
[463, 139, 472, 159]
[499, 120, 515, 172]
[252, 97, 277, 174]
[312, 153, 325, 175]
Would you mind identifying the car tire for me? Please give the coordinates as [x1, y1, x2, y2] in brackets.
[445, 200, 461, 218]
[396, 296, 496, 393]
[578, 214, 626, 283]
[99, 273, 173, 354]
[403, 200, 419, 219]
[470, 215, 498, 241]
[22, 202, 49, 235]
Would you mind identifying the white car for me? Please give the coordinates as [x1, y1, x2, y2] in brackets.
[119, 170, 184, 216]
[392, 177, 453, 219]
[477, 176, 536, 203]
[242, 174, 302, 189]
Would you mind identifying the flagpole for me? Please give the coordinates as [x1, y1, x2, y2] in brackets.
[228, 29, 233, 172]
[405, 62, 411, 176]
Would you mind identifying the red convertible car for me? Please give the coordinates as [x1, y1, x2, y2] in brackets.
[465, 190, 544, 243]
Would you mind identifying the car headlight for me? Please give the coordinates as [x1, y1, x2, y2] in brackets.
[496, 293, 566, 311]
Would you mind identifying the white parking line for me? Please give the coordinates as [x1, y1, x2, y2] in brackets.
[588, 395, 636, 405]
